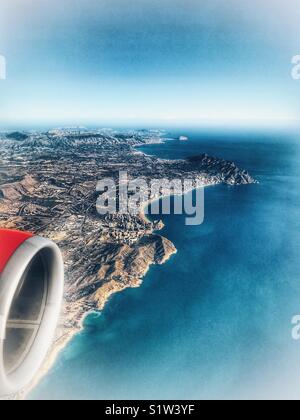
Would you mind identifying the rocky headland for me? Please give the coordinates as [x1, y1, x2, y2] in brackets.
[0, 128, 256, 398]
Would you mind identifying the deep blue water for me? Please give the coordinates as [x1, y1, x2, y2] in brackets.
[31, 129, 300, 400]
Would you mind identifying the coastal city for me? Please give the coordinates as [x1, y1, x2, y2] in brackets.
[0, 128, 256, 398]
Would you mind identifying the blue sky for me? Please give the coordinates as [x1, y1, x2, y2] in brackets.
[0, 0, 300, 127]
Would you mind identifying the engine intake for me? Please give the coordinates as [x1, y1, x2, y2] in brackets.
[0, 229, 64, 396]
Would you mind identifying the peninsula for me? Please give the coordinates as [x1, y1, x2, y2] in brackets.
[0, 128, 256, 398]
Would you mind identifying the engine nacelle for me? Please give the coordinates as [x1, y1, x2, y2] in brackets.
[0, 229, 64, 396]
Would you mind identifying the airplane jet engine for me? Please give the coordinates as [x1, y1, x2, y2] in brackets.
[0, 229, 64, 396]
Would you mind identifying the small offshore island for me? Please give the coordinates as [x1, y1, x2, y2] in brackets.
[0, 128, 256, 398]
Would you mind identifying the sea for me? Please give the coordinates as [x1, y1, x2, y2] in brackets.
[30, 128, 300, 400]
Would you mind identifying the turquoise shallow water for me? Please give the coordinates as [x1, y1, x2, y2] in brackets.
[31, 129, 300, 400]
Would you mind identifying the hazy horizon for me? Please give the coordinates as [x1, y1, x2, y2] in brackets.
[0, 0, 300, 126]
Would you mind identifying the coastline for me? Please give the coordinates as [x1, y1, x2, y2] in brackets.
[4, 138, 176, 400]
[0, 133, 256, 400]
[19, 193, 178, 400]
[22, 178, 212, 399]
[22, 181, 223, 399]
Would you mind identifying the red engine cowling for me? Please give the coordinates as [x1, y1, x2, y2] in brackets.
[0, 230, 33, 274]
[0, 229, 64, 396]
